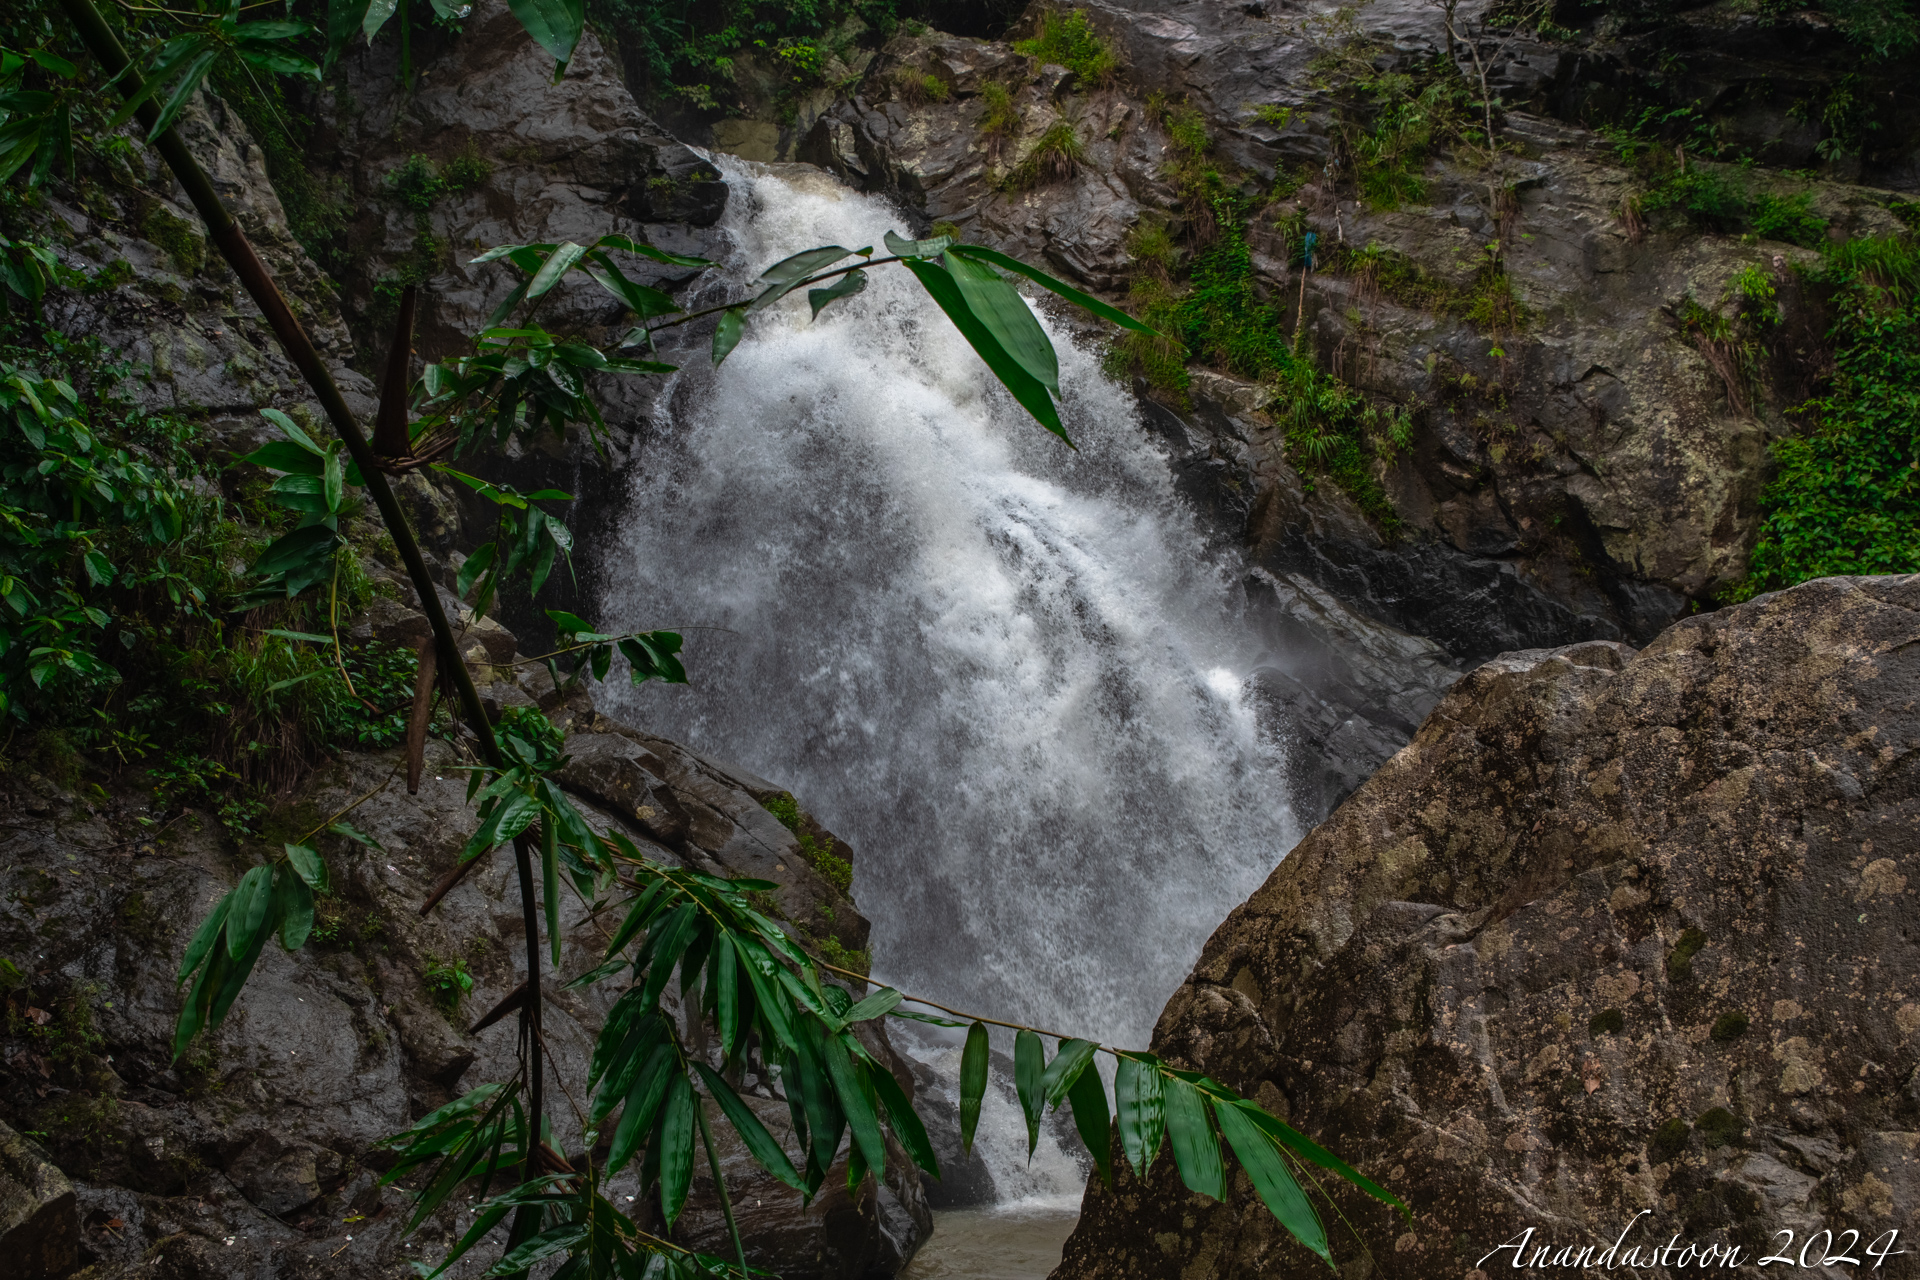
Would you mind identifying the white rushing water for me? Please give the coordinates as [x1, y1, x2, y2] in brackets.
[601, 160, 1301, 1202]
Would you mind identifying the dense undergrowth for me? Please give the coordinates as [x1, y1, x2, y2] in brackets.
[1730, 238, 1920, 597]
[0, 191, 420, 826]
[1108, 91, 1417, 529]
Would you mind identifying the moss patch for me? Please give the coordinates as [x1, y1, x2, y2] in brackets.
[1666, 927, 1708, 982]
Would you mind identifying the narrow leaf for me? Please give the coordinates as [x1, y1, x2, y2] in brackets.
[225, 865, 275, 961]
[883, 230, 955, 258]
[659, 1072, 697, 1226]
[951, 245, 1161, 334]
[1163, 1075, 1224, 1199]
[870, 1058, 940, 1178]
[959, 1021, 989, 1157]
[842, 986, 903, 1024]
[823, 1035, 886, 1185]
[808, 269, 867, 320]
[1066, 1057, 1113, 1186]
[1214, 1100, 1331, 1266]
[1115, 1055, 1165, 1178]
[1041, 1037, 1098, 1109]
[506, 0, 586, 68]
[1014, 1029, 1044, 1158]
[694, 1062, 805, 1190]
[177, 894, 232, 986]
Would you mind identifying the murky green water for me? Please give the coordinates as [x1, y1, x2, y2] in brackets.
[901, 1206, 1082, 1280]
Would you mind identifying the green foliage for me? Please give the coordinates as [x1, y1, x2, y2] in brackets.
[388, 147, 495, 212]
[423, 954, 475, 1015]
[763, 791, 854, 897]
[1012, 9, 1117, 87]
[1732, 238, 1920, 599]
[1750, 192, 1829, 249]
[589, 0, 899, 113]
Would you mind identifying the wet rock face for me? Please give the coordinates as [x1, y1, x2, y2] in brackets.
[0, 626, 924, 1278]
[1054, 574, 1920, 1279]
[783, 0, 1912, 665]
[308, 0, 729, 366]
[0, 1123, 78, 1280]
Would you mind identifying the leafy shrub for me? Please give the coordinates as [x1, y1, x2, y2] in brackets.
[1013, 9, 1118, 87]
[1733, 239, 1920, 598]
[1750, 192, 1829, 248]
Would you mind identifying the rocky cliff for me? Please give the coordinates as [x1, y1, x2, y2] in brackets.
[672, 0, 1914, 667]
[1054, 573, 1920, 1278]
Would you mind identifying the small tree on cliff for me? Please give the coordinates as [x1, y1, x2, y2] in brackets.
[0, 3, 1407, 1275]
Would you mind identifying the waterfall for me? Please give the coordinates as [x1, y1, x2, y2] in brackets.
[601, 160, 1302, 1202]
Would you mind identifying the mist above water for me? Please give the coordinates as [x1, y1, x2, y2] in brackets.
[601, 160, 1302, 1193]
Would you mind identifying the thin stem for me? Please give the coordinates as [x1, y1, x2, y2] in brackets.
[631, 256, 907, 340]
[695, 1083, 750, 1280]
[295, 765, 398, 845]
[813, 959, 1111, 1052]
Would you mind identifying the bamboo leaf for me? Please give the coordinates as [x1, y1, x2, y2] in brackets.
[1235, 1103, 1409, 1219]
[276, 865, 315, 951]
[506, 0, 586, 70]
[1115, 1055, 1165, 1178]
[883, 230, 954, 258]
[284, 843, 331, 893]
[659, 1072, 697, 1225]
[1066, 1055, 1114, 1187]
[1041, 1037, 1098, 1109]
[959, 1021, 989, 1157]
[747, 246, 857, 313]
[484, 1223, 589, 1276]
[1163, 1076, 1223, 1199]
[694, 1062, 805, 1190]
[526, 242, 589, 300]
[1214, 1100, 1331, 1266]
[714, 934, 741, 1058]
[869, 1057, 940, 1178]
[607, 1043, 676, 1173]
[176, 893, 231, 985]
[842, 986, 903, 1024]
[823, 1033, 886, 1184]
[1014, 1029, 1044, 1158]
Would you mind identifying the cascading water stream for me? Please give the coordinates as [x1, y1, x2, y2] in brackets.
[601, 160, 1303, 1213]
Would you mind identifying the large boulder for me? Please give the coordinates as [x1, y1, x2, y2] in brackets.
[1055, 574, 1920, 1278]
